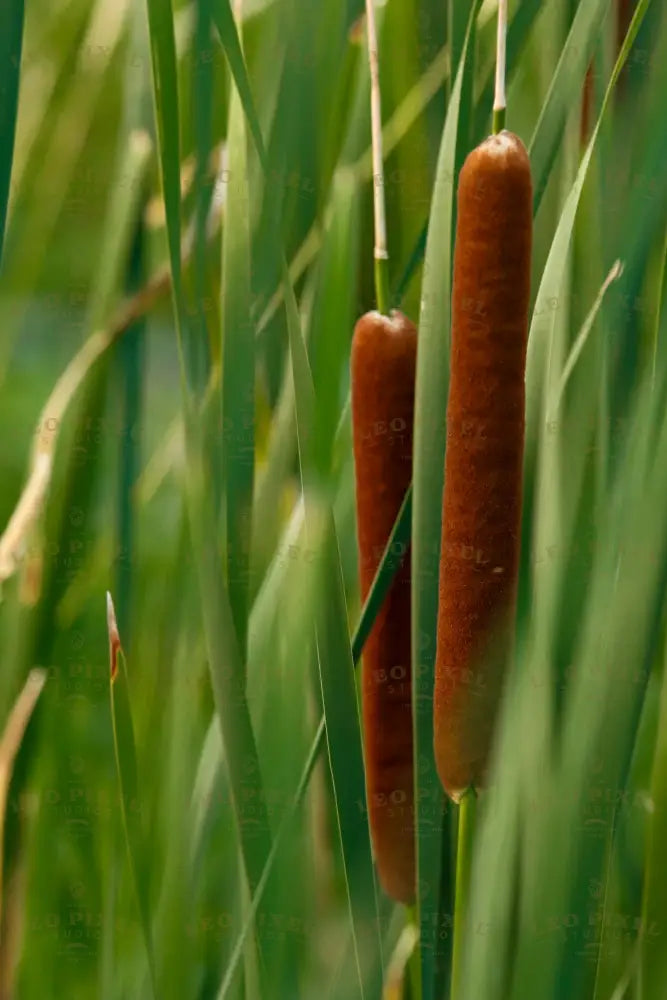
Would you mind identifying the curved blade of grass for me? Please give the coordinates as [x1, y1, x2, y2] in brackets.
[192, 0, 215, 314]
[221, 31, 255, 657]
[525, 0, 653, 471]
[0, 0, 24, 263]
[281, 266, 382, 990]
[547, 259, 623, 421]
[317, 514, 383, 998]
[181, 414, 273, 893]
[116, 220, 148, 643]
[528, 0, 614, 217]
[310, 169, 360, 480]
[145, 0, 276, 976]
[106, 592, 157, 997]
[216, 713, 323, 998]
[211, 0, 267, 168]
[448, 0, 472, 82]
[144, 0, 194, 385]
[353, 483, 412, 661]
[513, 378, 667, 1000]
[198, 466, 414, 996]
[411, 6, 480, 998]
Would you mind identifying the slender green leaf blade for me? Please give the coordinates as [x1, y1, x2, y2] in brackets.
[144, 0, 194, 381]
[211, 0, 267, 166]
[107, 593, 157, 997]
[221, 62, 255, 656]
[411, 8, 479, 999]
[0, 0, 24, 262]
[529, 0, 614, 215]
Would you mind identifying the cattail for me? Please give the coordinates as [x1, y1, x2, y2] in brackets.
[434, 131, 532, 801]
[352, 309, 417, 904]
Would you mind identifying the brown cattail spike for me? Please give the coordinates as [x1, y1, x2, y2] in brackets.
[352, 309, 417, 904]
[434, 131, 532, 802]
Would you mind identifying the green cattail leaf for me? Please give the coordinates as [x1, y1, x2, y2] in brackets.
[145, 0, 276, 980]
[525, 0, 653, 485]
[213, 8, 384, 984]
[280, 261, 383, 991]
[211, 0, 267, 168]
[181, 410, 273, 901]
[107, 593, 157, 997]
[0, 0, 24, 264]
[188, 31, 399, 969]
[144, 0, 194, 385]
[529, 0, 615, 217]
[221, 33, 255, 658]
[411, 6, 480, 999]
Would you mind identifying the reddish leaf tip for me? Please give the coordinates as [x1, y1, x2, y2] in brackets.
[106, 591, 122, 682]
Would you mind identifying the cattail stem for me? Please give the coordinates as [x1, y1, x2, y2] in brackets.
[374, 256, 391, 316]
[365, 0, 390, 313]
[493, 0, 508, 134]
[405, 905, 421, 999]
[450, 788, 477, 1000]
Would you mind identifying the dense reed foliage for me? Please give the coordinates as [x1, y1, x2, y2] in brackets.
[0, 1, 665, 998]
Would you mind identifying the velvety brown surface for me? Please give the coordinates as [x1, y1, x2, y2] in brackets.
[351, 309, 417, 904]
[434, 132, 532, 801]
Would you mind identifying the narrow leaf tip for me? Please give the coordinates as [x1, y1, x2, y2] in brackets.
[106, 591, 122, 682]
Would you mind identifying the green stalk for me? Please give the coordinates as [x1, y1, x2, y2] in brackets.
[450, 788, 477, 1000]
[492, 106, 506, 134]
[375, 254, 391, 316]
